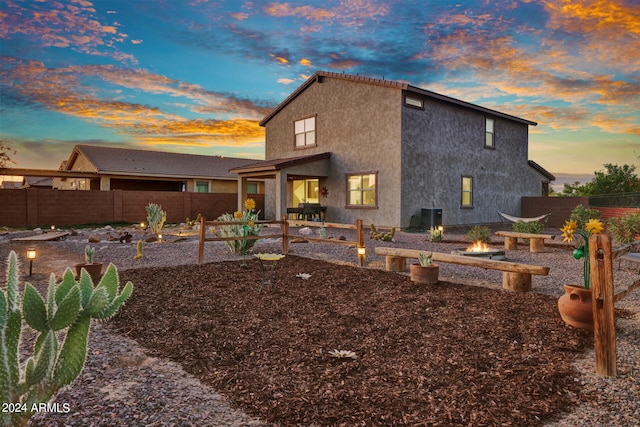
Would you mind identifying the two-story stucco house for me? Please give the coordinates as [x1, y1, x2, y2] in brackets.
[232, 71, 554, 227]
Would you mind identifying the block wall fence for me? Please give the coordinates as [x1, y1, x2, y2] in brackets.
[522, 196, 639, 228]
[0, 188, 265, 228]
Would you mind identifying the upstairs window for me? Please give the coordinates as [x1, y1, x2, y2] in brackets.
[347, 173, 377, 207]
[404, 96, 424, 109]
[485, 118, 495, 148]
[295, 117, 316, 148]
[461, 176, 473, 207]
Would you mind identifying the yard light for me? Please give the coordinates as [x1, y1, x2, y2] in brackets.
[50, 225, 56, 231]
[158, 233, 163, 242]
[140, 222, 145, 228]
[26, 248, 37, 276]
[357, 246, 366, 267]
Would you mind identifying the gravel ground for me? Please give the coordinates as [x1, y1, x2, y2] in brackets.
[1, 223, 639, 426]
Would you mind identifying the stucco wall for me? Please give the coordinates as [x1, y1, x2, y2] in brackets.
[264, 77, 402, 225]
[402, 97, 542, 226]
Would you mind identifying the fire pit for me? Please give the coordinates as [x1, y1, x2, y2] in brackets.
[452, 241, 506, 260]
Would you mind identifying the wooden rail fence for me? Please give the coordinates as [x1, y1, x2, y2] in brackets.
[197, 216, 365, 266]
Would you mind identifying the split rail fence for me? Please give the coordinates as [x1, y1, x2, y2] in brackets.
[591, 236, 640, 377]
[197, 216, 365, 266]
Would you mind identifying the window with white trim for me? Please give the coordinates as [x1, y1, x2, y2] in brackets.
[461, 176, 473, 207]
[404, 96, 424, 109]
[485, 118, 495, 148]
[347, 173, 377, 207]
[294, 117, 316, 147]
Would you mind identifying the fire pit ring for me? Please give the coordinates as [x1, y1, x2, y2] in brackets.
[451, 248, 506, 261]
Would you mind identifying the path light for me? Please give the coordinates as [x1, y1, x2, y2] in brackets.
[158, 233, 163, 242]
[357, 246, 366, 267]
[26, 248, 37, 276]
[50, 225, 56, 231]
[140, 222, 145, 229]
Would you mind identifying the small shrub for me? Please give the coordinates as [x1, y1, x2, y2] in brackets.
[429, 227, 444, 242]
[466, 225, 491, 243]
[145, 203, 167, 235]
[512, 221, 543, 234]
[608, 211, 640, 245]
[569, 204, 601, 229]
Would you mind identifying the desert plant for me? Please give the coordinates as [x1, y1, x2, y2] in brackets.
[466, 225, 491, 243]
[418, 252, 433, 267]
[0, 251, 133, 427]
[569, 204, 601, 229]
[134, 240, 144, 260]
[370, 224, 396, 241]
[84, 245, 95, 264]
[429, 226, 444, 242]
[512, 221, 544, 235]
[145, 203, 167, 236]
[215, 199, 263, 265]
[607, 211, 640, 245]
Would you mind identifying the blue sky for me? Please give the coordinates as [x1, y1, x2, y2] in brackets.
[1, 0, 638, 180]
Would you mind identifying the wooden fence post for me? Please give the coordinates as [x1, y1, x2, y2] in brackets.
[356, 219, 365, 267]
[282, 216, 289, 254]
[590, 233, 617, 377]
[198, 216, 206, 265]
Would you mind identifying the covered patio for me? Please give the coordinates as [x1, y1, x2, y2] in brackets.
[230, 152, 331, 221]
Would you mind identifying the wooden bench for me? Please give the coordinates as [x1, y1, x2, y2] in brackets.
[374, 247, 550, 292]
[494, 231, 556, 253]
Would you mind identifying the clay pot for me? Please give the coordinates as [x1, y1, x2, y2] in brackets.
[557, 284, 593, 332]
[75, 262, 103, 283]
[409, 263, 439, 285]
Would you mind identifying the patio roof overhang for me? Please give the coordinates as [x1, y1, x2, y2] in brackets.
[229, 152, 331, 179]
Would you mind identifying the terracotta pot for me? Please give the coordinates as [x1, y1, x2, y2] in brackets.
[410, 263, 439, 285]
[75, 262, 103, 282]
[557, 284, 593, 332]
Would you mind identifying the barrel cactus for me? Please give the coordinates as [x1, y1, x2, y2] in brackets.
[0, 251, 133, 426]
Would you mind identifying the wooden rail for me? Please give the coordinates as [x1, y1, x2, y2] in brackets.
[374, 246, 549, 292]
[494, 231, 556, 253]
[197, 216, 365, 266]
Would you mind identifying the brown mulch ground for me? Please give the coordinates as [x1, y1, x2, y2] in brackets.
[111, 255, 593, 426]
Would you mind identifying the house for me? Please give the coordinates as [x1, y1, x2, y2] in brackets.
[54, 145, 263, 194]
[21, 176, 54, 189]
[232, 71, 554, 227]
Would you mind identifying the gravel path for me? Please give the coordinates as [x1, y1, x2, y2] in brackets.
[1, 224, 638, 426]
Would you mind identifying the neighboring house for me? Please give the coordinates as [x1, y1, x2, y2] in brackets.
[232, 71, 554, 227]
[54, 145, 263, 193]
[21, 176, 53, 189]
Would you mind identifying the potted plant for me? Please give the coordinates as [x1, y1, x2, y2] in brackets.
[557, 217, 604, 331]
[410, 252, 439, 285]
[75, 245, 103, 282]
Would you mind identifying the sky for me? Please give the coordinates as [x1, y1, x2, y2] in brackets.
[1, 0, 639, 183]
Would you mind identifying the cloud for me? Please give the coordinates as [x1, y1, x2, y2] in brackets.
[0, 59, 271, 149]
[0, 0, 136, 64]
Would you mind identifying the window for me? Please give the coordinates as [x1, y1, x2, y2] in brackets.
[485, 118, 495, 148]
[461, 176, 473, 207]
[292, 179, 319, 205]
[246, 183, 258, 194]
[404, 96, 424, 109]
[347, 173, 377, 207]
[195, 181, 209, 193]
[294, 117, 316, 147]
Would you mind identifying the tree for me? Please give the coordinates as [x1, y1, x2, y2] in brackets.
[0, 140, 16, 168]
[561, 163, 640, 196]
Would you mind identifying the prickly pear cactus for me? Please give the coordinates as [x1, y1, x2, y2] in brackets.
[0, 251, 133, 426]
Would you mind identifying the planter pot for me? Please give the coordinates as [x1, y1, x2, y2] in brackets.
[557, 284, 593, 332]
[410, 263, 439, 285]
[75, 262, 103, 282]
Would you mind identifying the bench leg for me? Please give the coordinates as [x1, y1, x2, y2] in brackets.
[386, 256, 406, 272]
[503, 272, 532, 292]
[504, 236, 518, 250]
[529, 238, 545, 253]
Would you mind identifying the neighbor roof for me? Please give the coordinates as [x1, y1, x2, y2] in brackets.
[65, 145, 259, 179]
[260, 71, 537, 127]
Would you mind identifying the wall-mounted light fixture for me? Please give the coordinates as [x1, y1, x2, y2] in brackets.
[26, 248, 37, 276]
